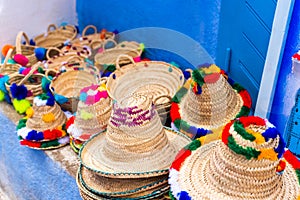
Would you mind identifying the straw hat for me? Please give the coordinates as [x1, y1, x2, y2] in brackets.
[66, 83, 112, 152]
[170, 64, 252, 139]
[169, 116, 300, 200]
[16, 92, 69, 149]
[80, 94, 191, 177]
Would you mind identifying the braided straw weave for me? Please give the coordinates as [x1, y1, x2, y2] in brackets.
[14, 31, 38, 66]
[33, 24, 77, 48]
[0, 48, 22, 75]
[49, 67, 99, 112]
[106, 55, 184, 124]
[80, 94, 191, 178]
[71, 25, 115, 49]
[94, 40, 142, 71]
[169, 116, 300, 200]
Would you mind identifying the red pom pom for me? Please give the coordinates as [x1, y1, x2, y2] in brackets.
[204, 73, 220, 84]
[171, 149, 191, 170]
[222, 120, 234, 145]
[239, 90, 252, 108]
[170, 102, 181, 121]
[284, 150, 300, 169]
[14, 54, 29, 66]
[20, 140, 41, 148]
[66, 116, 75, 130]
[2, 44, 14, 57]
[44, 129, 63, 140]
[239, 116, 265, 128]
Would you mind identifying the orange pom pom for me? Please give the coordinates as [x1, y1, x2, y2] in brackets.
[2, 44, 14, 57]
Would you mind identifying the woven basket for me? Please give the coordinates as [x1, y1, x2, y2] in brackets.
[0, 48, 22, 75]
[60, 44, 92, 58]
[71, 25, 115, 50]
[94, 39, 142, 72]
[5, 63, 45, 103]
[106, 55, 184, 125]
[33, 24, 77, 48]
[48, 68, 100, 113]
[14, 31, 38, 66]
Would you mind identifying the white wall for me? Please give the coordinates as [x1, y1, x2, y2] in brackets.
[0, 0, 77, 49]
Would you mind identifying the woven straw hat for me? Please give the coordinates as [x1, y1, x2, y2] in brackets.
[16, 92, 69, 149]
[66, 83, 112, 152]
[170, 64, 252, 139]
[80, 94, 191, 178]
[169, 116, 300, 200]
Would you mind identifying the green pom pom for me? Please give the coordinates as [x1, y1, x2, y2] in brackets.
[17, 118, 27, 130]
[41, 77, 51, 92]
[169, 190, 176, 200]
[227, 136, 260, 159]
[41, 140, 60, 149]
[192, 69, 204, 86]
[0, 90, 5, 101]
[236, 106, 250, 118]
[232, 83, 245, 93]
[172, 87, 188, 103]
[174, 119, 181, 129]
[185, 139, 201, 151]
[234, 121, 256, 141]
[103, 64, 116, 72]
[13, 99, 31, 114]
[38, 67, 45, 74]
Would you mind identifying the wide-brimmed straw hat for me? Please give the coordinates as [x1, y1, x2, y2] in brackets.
[16, 92, 69, 149]
[169, 116, 300, 200]
[170, 64, 252, 139]
[80, 94, 191, 178]
[66, 83, 112, 152]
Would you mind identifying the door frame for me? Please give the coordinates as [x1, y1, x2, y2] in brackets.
[255, 0, 295, 118]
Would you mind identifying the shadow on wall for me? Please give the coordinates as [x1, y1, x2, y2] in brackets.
[76, 0, 221, 68]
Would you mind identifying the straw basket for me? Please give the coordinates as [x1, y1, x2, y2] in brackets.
[94, 39, 142, 72]
[48, 67, 100, 112]
[5, 63, 45, 103]
[0, 48, 22, 75]
[71, 25, 115, 49]
[33, 24, 77, 48]
[14, 31, 38, 66]
[106, 55, 184, 125]
[60, 44, 92, 58]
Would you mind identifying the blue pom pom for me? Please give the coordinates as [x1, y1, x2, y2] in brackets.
[36, 132, 44, 141]
[196, 84, 202, 94]
[228, 77, 235, 85]
[179, 191, 191, 200]
[262, 127, 278, 141]
[26, 130, 37, 140]
[0, 75, 9, 92]
[30, 39, 36, 46]
[18, 67, 26, 74]
[34, 47, 46, 61]
[188, 126, 198, 136]
[183, 70, 191, 80]
[195, 128, 211, 139]
[10, 83, 28, 100]
[103, 71, 112, 77]
[80, 92, 87, 102]
[54, 94, 68, 104]
[112, 29, 119, 35]
[275, 134, 286, 158]
[46, 92, 55, 106]
[60, 22, 68, 27]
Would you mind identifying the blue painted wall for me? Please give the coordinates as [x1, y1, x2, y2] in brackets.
[76, 0, 221, 68]
[269, 1, 300, 134]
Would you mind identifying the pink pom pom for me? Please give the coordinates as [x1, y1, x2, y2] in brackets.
[133, 56, 141, 62]
[14, 54, 29, 66]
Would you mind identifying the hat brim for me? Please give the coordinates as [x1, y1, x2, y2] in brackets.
[79, 127, 191, 178]
[170, 140, 300, 199]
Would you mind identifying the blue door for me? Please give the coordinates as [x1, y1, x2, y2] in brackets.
[216, 0, 277, 110]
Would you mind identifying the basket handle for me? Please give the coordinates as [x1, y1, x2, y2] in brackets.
[115, 54, 135, 70]
[66, 55, 84, 63]
[46, 47, 63, 60]
[90, 40, 103, 50]
[18, 62, 41, 86]
[2, 48, 14, 69]
[47, 24, 58, 32]
[82, 25, 97, 36]
[15, 31, 30, 54]
[45, 68, 59, 79]
[153, 95, 172, 106]
[102, 39, 118, 51]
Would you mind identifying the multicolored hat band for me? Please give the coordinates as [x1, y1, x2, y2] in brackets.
[170, 64, 252, 139]
[16, 92, 69, 149]
[66, 83, 112, 146]
[80, 94, 191, 177]
[169, 116, 300, 200]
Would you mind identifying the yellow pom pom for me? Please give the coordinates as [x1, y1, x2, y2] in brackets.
[26, 107, 34, 118]
[42, 112, 55, 123]
[13, 99, 31, 114]
[258, 149, 278, 161]
[138, 43, 145, 52]
[246, 129, 265, 144]
[201, 64, 221, 75]
[80, 110, 94, 120]
[98, 83, 107, 91]
[0, 90, 5, 101]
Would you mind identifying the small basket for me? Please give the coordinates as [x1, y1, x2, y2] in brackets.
[94, 39, 143, 72]
[106, 55, 184, 125]
[0, 48, 22, 75]
[14, 31, 38, 66]
[48, 66, 100, 113]
[5, 63, 45, 103]
[71, 25, 115, 49]
[33, 24, 78, 48]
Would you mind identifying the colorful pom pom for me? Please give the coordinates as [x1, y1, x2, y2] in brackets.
[0, 90, 5, 101]
[13, 54, 29, 66]
[12, 99, 31, 114]
[2, 44, 14, 57]
[42, 113, 55, 123]
[10, 83, 28, 100]
[26, 107, 34, 118]
[34, 47, 46, 61]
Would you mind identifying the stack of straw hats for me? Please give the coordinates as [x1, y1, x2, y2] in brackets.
[77, 94, 191, 199]
[169, 116, 300, 199]
[170, 64, 252, 139]
[67, 83, 112, 153]
[16, 92, 69, 149]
